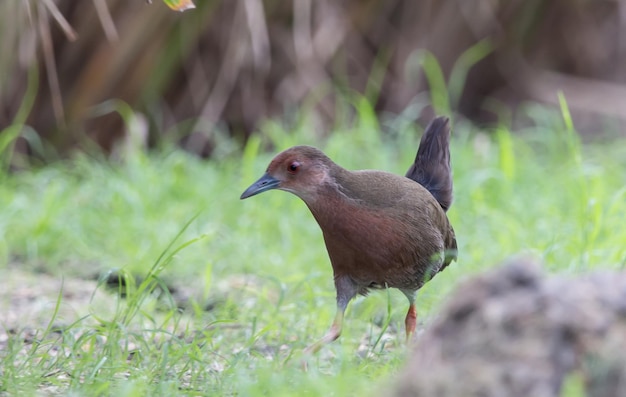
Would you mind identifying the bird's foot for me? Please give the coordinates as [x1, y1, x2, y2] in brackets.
[303, 323, 341, 355]
[300, 322, 342, 371]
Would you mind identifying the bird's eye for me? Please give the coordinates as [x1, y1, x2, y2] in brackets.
[287, 161, 301, 174]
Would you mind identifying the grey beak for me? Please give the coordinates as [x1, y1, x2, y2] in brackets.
[240, 173, 280, 199]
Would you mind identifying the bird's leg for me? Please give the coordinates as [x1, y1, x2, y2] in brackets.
[304, 275, 357, 355]
[401, 289, 418, 342]
[405, 304, 417, 342]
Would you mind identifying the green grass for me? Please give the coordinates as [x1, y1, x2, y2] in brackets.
[1, 108, 626, 396]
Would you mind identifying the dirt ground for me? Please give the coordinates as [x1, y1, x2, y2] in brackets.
[6, 260, 626, 396]
[394, 258, 626, 397]
[0, 266, 111, 349]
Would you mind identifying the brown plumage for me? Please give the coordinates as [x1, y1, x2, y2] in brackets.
[240, 116, 457, 352]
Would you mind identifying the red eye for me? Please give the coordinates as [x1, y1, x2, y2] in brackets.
[288, 161, 301, 174]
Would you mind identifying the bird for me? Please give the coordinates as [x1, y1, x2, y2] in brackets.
[240, 116, 457, 353]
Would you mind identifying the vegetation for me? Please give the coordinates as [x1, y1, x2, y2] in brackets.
[1, 1, 624, 395]
[2, 1, 624, 154]
[1, 102, 625, 395]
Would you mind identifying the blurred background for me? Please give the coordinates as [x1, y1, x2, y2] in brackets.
[1, 0, 625, 164]
[2, 3, 626, 394]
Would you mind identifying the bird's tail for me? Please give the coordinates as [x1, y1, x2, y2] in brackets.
[405, 116, 453, 211]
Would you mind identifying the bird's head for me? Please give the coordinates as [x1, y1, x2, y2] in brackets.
[240, 145, 334, 202]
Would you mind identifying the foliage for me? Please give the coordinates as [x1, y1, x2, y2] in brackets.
[0, 106, 625, 395]
[162, 0, 195, 12]
[2, 0, 625, 157]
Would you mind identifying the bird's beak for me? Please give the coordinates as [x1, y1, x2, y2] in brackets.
[240, 173, 280, 199]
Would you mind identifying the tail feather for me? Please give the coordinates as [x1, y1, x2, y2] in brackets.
[405, 116, 453, 211]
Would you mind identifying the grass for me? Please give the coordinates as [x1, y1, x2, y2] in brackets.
[1, 106, 626, 396]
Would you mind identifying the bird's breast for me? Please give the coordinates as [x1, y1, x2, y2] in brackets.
[307, 196, 438, 289]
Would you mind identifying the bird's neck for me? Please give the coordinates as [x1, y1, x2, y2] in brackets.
[302, 167, 361, 230]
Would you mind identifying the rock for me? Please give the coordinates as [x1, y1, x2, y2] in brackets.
[394, 258, 626, 397]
